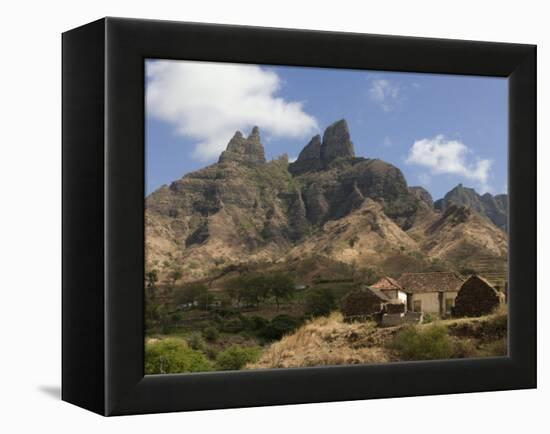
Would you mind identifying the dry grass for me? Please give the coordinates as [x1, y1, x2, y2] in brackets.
[247, 312, 392, 369]
[248, 308, 509, 369]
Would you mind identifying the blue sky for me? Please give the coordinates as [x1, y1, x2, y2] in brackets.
[146, 60, 507, 200]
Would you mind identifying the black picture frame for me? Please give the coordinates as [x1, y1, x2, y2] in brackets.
[62, 17, 536, 416]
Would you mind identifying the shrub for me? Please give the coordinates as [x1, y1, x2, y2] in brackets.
[483, 338, 508, 357]
[187, 332, 205, 351]
[451, 338, 478, 358]
[259, 315, 301, 340]
[170, 312, 183, 323]
[304, 288, 337, 318]
[244, 315, 269, 331]
[389, 324, 451, 360]
[204, 346, 219, 360]
[423, 313, 436, 324]
[222, 317, 245, 333]
[216, 345, 261, 371]
[145, 339, 213, 374]
[202, 326, 219, 342]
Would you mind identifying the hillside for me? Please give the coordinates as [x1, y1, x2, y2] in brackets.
[248, 311, 507, 369]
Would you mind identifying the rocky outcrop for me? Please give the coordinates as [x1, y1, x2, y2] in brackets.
[289, 135, 322, 175]
[218, 126, 266, 165]
[320, 119, 355, 163]
[409, 186, 434, 209]
[290, 119, 355, 175]
[434, 184, 508, 230]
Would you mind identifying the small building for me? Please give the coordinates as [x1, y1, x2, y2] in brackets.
[370, 276, 408, 304]
[398, 272, 465, 316]
[453, 275, 503, 317]
[341, 285, 391, 321]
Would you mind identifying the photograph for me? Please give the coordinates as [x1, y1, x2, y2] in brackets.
[144, 59, 509, 374]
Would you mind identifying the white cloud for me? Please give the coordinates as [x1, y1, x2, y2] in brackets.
[368, 79, 400, 112]
[417, 173, 432, 186]
[382, 136, 392, 147]
[406, 135, 493, 192]
[146, 60, 318, 160]
[288, 156, 297, 163]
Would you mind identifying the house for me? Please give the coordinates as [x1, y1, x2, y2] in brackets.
[370, 276, 407, 304]
[398, 272, 465, 316]
[453, 275, 503, 317]
[340, 285, 391, 321]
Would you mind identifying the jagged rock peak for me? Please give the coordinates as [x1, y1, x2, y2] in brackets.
[321, 119, 355, 163]
[248, 126, 261, 143]
[289, 120, 356, 175]
[289, 134, 322, 175]
[218, 126, 266, 165]
[434, 183, 508, 230]
[409, 186, 434, 209]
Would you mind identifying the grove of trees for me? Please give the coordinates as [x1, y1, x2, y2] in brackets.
[224, 273, 296, 308]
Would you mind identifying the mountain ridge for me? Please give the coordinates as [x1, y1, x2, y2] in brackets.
[146, 120, 507, 283]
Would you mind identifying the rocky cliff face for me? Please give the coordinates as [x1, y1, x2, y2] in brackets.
[434, 184, 508, 230]
[409, 186, 434, 209]
[289, 119, 354, 175]
[218, 127, 266, 165]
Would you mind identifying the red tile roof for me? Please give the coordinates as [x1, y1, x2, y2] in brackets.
[371, 276, 402, 291]
[398, 272, 464, 294]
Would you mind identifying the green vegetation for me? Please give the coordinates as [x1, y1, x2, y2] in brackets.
[202, 326, 219, 342]
[259, 314, 301, 340]
[169, 267, 183, 284]
[174, 282, 210, 308]
[186, 332, 205, 351]
[305, 288, 337, 317]
[145, 339, 213, 374]
[216, 345, 261, 371]
[389, 324, 451, 360]
[224, 272, 296, 308]
[145, 269, 158, 296]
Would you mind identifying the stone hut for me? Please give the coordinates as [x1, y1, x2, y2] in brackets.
[398, 272, 465, 316]
[340, 285, 390, 321]
[453, 275, 502, 317]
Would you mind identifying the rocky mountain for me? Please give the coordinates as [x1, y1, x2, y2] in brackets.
[145, 120, 507, 282]
[420, 203, 508, 264]
[434, 184, 508, 230]
[409, 186, 434, 209]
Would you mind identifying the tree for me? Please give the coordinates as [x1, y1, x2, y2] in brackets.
[224, 274, 271, 308]
[224, 276, 245, 305]
[145, 339, 213, 374]
[197, 290, 215, 310]
[305, 288, 337, 317]
[259, 315, 301, 340]
[175, 282, 208, 307]
[169, 268, 183, 285]
[239, 282, 263, 307]
[145, 269, 159, 296]
[215, 345, 261, 371]
[266, 273, 295, 308]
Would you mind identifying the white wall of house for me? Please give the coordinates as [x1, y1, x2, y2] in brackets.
[380, 289, 408, 303]
[410, 291, 458, 315]
[397, 290, 407, 304]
